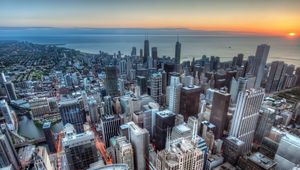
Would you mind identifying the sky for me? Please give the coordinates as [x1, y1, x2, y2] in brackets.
[0, 0, 300, 36]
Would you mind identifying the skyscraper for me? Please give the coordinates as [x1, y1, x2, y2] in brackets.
[88, 97, 99, 124]
[105, 66, 119, 97]
[137, 76, 147, 95]
[168, 76, 182, 114]
[4, 82, 17, 102]
[127, 122, 150, 170]
[156, 137, 204, 170]
[62, 129, 98, 170]
[230, 88, 265, 153]
[223, 136, 245, 165]
[0, 124, 21, 170]
[0, 100, 15, 131]
[59, 99, 84, 133]
[42, 122, 56, 153]
[253, 44, 270, 88]
[180, 84, 202, 121]
[155, 110, 176, 150]
[210, 88, 231, 139]
[0, 72, 6, 84]
[230, 77, 247, 105]
[175, 39, 181, 65]
[110, 136, 134, 170]
[150, 72, 162, 104]
[103, 95, 113, 115]
[144, 39, 149, 64]
[101, 115, 121, 147]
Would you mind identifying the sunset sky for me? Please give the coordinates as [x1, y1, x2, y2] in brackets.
[0, 0, 299, 36]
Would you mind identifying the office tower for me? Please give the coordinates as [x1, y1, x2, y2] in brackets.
[151, 47, 158, 60]
[156, 137, 204, 170]
[0, 124, 21, 170]
[254, 107, 275, 144]
[152, 47, 158, 68]
[155, 110, 176, 150]
[103, 96, 113, 115]
[210, 88, 231, 139]
[62, 130, 98, 170]
[0, 100, 15, 131]
[110, 136, 134, 170]
[131, 47, 136, 56]
[180, 84, 202, 121]
[223, 136, 245, 165]
[4, 82, 17, 102]
[119, 59, 127, 75]
[236, 53, 244, 67]
[59, 99, 84, 133]
[105, 66, 119, 96]
[144, 39, 150, 63]
[29, 97, 51, 118]
[101, 115, 121, 147]
[127, 122, 150, 170]
[230, 77, 247, 104]
[253, 44, 270, 88]
[175, 38, 181, 65]
[274, 133, 300, 170]
[137, 76, 147, 95]
[168, 76, 182, 114]
[150, 73, 162, 104]
[88, 97, 99, 124]
[142, 103, 159, 139]
[265, 61, 286, 93]
[42, 122, 56, 153]
[0, 73, 6, 84]
[277, 63, 288, 91]
[230, 89, 265, 153]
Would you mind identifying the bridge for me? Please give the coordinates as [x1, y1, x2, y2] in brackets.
[14, 137, 46, 149]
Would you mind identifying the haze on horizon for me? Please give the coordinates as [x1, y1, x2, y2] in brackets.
[0, 0, 299, 36]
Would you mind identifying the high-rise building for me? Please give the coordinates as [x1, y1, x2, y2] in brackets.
[175, 39, 181, 65]
[152, 47, 158, 68]
[223, 136, 245, 165]
[0, 100, 15, 131]
[0, 124, 21, 170]
[105, 66, 119, 96]
[150, 73, 162, 104]
[88, 97, 99, 124]
[265, 61, 286, 93]
[144, 39, 150, 64]
[155, 110, 176, 150]
[230, 89, 265, 153]
[180, 85, 202, 121]
[230, 77, 247, 104]
[137, 76, 147, 95]
[131, 47, 137, 56]
[274, 133, 300, 170]
[0, 73, 6, 84]
[168, 76, 182, 114]
[42, 122, 56, 153]
[29, 97, 51, 118]
[62, 129, 98, 170]
[210, 88, 231, 139]
[254, 107, 275, 144]
[4, 82, 17, 102]
[127, 122, 150, 170]
[156, 137, 204, 170]
[59, 99, 84, 133]
[103, 96, 113, 115]
[100, 115, 121, 147]
[110, 136, 134, 170]
[236, 53, 244, 67]
[253, 44, 270, 88]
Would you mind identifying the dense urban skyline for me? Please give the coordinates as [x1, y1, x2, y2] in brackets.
[0, 0, 300, 36]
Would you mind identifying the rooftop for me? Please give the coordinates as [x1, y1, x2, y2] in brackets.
[248, 152, 277, 169]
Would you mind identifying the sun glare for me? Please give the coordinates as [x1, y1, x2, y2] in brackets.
[288, 32, 296, 37]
